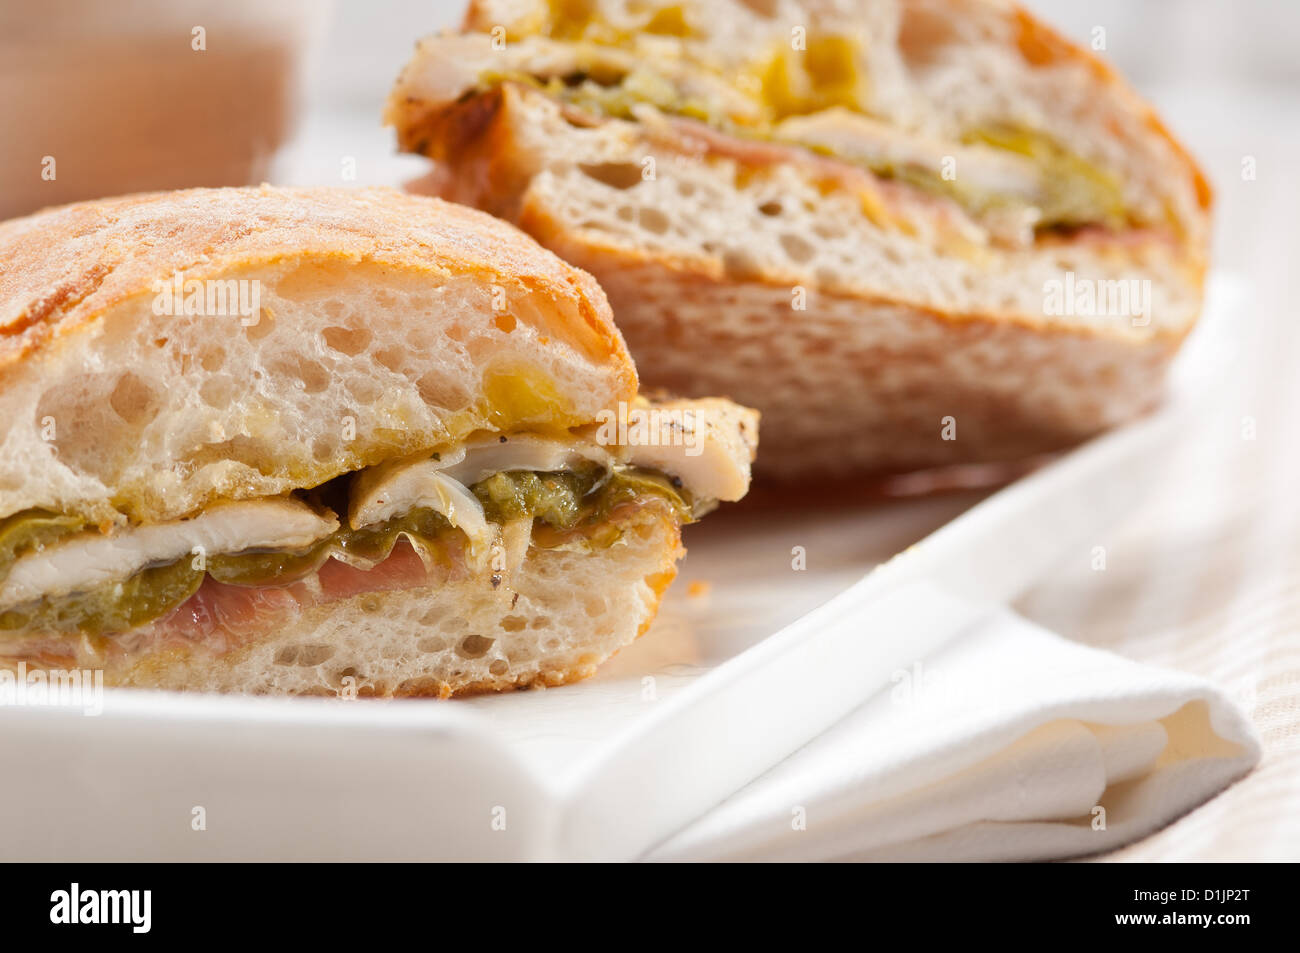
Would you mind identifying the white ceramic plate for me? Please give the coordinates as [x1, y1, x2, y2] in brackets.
[0, 281, 1233, 862]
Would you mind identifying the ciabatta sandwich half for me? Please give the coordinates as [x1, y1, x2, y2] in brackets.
[387, 0, 1210, 480]
[0, 186, 756, 697]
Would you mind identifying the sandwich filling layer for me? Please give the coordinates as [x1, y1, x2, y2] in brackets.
[0, 401, 755, 645]
[477, 53, 1127, 239]
[408, 4, 1178, 249]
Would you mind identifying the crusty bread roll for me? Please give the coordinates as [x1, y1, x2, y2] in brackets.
[387, 0, 1211, 479]
[0, 186, 756, 697]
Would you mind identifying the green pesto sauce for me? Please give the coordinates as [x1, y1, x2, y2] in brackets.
[0, 510, 91, 584]
[209, 507, 455, 588]
[472, 461, 606, 528]
[591, 468, 693, 524]
[0, 559, 203, 636]
[473, 464, 693, 529]
[335, 506, 453, 562]
[206, 543, 331, 588]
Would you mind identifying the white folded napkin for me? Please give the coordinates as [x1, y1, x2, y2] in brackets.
[647, 605, 1260, 862]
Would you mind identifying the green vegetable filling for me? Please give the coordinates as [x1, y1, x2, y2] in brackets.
[476, 62, 1132, 233]
[0, 559, 203, 637]
[959, 125, 1127, 231]
[0, 509, 92, 584]
[0, 464, 692, 637]
[204, 507, 455, 589]
[472, 461, 606, 528]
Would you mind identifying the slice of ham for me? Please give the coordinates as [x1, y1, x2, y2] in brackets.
[0, 537, 462, 664]
[111, 540, 446, 658]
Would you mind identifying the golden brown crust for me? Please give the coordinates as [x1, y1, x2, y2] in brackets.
[1006, 4, 1211, 214]
[0, 185, 637, 396]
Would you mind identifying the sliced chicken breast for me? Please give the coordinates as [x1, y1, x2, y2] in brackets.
[0, 499, 338, 608]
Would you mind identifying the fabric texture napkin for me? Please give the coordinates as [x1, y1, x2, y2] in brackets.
[647, 605, 1260, 862]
